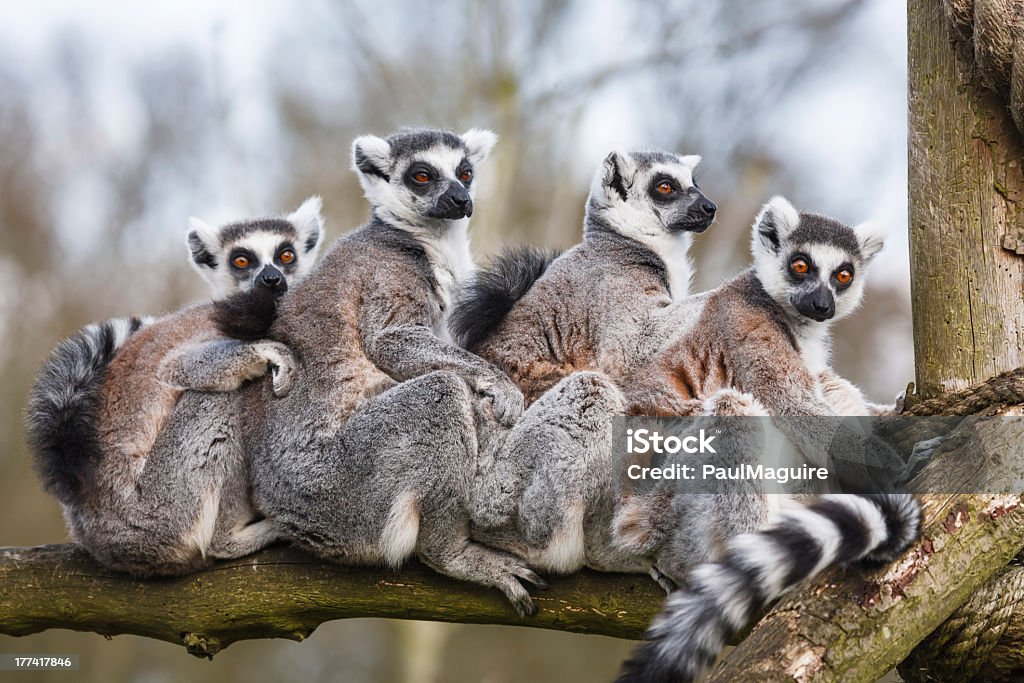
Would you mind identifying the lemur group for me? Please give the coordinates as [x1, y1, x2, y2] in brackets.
[26, 127, 922, 682]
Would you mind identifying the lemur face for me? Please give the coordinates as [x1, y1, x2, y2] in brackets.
[351, 127, 497, 229]
[187, 196, 324, 300]
[751, 196, 886, 324]
[587, 149, 717, 241]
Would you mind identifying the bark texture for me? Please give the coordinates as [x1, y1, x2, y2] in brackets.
[0, 545, 664, 658]
[909, 0, 1024, 400]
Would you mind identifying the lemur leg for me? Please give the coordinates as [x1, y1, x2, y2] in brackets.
[473, 372, 625, 562]
[329, 371, 545, 616]
[80, 392, 253, 576]
[158, 339, 295, 397]
[207, 452, 284, 559]
[208, 520, 284, 559]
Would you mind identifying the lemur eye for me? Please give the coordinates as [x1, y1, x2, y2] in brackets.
[232, 255, 250, 269]
[656, 181, 673, 195]
[279, 249, 295, 265]
[835, 269, 853, 285]
[412, 171, 431, 184]
[791, 258, 810, 275]
[459, 169, 473, 183]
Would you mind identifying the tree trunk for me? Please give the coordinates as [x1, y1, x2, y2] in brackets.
[908, 0, 1024, 400]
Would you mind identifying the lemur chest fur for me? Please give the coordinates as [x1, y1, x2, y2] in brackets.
[419, 224, 474, 341]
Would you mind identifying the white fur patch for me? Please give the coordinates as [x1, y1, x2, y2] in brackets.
[532, 501, 586, 573]
[461, 128, 497, 165]
[287, 195, 324, 259]
[380, 490, 420, 568]
[185, 488, 220, 559]
[853, 220, 887, 262]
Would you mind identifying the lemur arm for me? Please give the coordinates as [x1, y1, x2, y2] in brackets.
[359, 277, 524, 426]
[817, 368, 898, 416]
[157, 339, 295, 398]
[730, 328, 910, 489]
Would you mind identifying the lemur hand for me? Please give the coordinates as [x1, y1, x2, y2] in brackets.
[256, 342, 296, 398]
[476, 372, 524, 427]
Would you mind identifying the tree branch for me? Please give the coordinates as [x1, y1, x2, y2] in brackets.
[0, 544, 664, 658]
[705, 413, 1024, 682]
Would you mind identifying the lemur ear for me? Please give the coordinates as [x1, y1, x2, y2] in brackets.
[679, 154, 702, 170]
[288, 195, 324, 256]
[351, 135, 392, 182]
[461, 128, 498, 166]
[186, 217, 219, 272]
[595, 150, 637, 202]
[854, 220, 887, 263]
[752, 195, 800, 254]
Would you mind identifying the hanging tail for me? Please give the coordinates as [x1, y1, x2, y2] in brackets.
[617, 493, 921, 683]
[449, 246, 561, 352]
[25, 316, 149, 505]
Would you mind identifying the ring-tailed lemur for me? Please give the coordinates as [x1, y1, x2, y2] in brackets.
[443, 149, 717, 590]
[614, 197, 921, 683]
[25, 198, 323, 576]
[222, 128, 541, 616]
[450, 148, 715, 404]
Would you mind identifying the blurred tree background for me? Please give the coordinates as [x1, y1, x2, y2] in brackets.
[0, 1, 911, 681]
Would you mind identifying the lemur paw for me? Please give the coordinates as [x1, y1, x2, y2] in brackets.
[256, 342, 296, 398]
[702, 388, 766, 417]
[479, 374, 525, 427]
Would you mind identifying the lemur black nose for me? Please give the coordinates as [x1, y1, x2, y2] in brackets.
[256, 267, 286, 291]
[812, 300, 831, 313]
[699, 199, 717, 216]
[451, 194, 469, 207]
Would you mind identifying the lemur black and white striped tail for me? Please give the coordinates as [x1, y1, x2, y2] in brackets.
[25, 316, 148, 506]
[617, 493, 921, 683]
[449, 246, 561, 352]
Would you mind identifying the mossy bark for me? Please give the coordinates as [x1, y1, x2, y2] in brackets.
[908, 0, 1024, 400]
[0, 545, 664, 658]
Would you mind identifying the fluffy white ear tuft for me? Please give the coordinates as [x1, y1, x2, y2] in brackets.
[592, 150, 637, 203]
[351, 135, 392, 180]
[289, 196, 325, 257]
[679, 154, 702, 170]
[752, 195, 800, 254]
[186, 217, 220, 272]
[854, 220, 887, 262]
[462, 128, 498, 166]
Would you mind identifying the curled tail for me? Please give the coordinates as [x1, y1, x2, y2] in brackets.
[450, 246, 560, 352]
[212, 286, 279, 341]
[25, 316, 148, 506]
[617, 493, 921, 683]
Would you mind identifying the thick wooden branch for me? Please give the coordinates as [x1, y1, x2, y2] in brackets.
[705, 414, 1024, 682]
[0, 544, 664, 657]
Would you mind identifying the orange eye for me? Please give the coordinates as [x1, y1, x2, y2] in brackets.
[412, 171, 430, 183]
[656, 181, 673, 194]
[460, 170, 473, 183]
[835, 269, 853, 285]
[791, 259, 809, 275]
[232, 255, 250, 269]
[279, 249, 295, 264]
